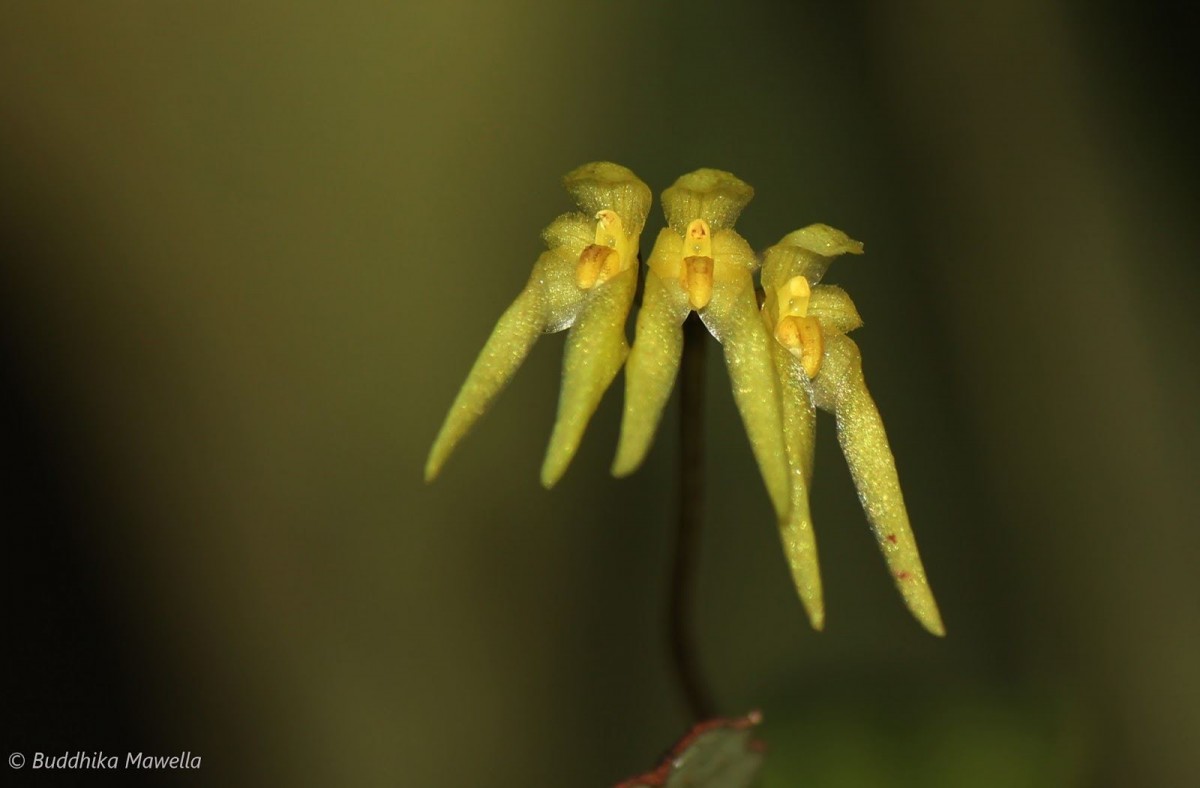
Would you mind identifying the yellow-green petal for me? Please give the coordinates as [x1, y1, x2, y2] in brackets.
[710, 226, 760, 273]
[810, 334, 945, 636]
[769, 337, 824, 629]
[541, 265, 638, 487]
[425, 278, 549, 481]
[700, 275, 791, 520]
[808, 284, 864, 337]
[540, 211, 595, 252]
[612, 265, 691, 476]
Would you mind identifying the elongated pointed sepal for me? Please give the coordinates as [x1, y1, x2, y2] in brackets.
[770, 339, 824, 629]
[700, 277, 791, 520]
[779, 488, 823, 630]
[613, 266, 691, 476]
[427, 163, 650, 484]
[811, 335, 944, 635]
[425, 282, 547, 481]
[541, 266, 638, 487]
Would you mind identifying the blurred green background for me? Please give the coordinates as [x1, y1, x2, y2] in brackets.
[3, 2, 1198, 786]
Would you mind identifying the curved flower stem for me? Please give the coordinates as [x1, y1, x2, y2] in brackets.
[670, 313, 715, 721]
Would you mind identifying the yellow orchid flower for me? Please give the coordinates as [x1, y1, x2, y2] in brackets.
[424, 162, 652, 487]
[760, 225, 944, 635]
[613, 169, 790, 522]
[426, 163, 944, 637]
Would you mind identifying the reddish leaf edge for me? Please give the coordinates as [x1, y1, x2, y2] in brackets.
[614, 710, 766, 788]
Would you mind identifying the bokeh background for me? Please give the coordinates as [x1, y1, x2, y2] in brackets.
[3, 2, 1199, 786]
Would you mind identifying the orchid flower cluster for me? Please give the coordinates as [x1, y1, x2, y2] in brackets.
[425, 163, 943, 635]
